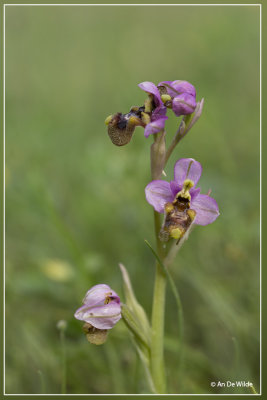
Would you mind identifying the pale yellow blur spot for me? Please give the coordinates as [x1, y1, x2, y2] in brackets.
[57, 320, 67, 330]
[41, 259, 74, 282]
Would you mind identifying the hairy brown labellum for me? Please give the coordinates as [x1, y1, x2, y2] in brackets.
[159, 196, 196, 244]
[82, 323, 108, 345]
[107, 109, 145, 146]
[107, 113, 135, 146]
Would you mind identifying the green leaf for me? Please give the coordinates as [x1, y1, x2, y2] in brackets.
[121, 304, 150, 350]
[119, 263, 151, 342]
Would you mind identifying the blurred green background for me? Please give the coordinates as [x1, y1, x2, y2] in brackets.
[5, 5, 260, 395]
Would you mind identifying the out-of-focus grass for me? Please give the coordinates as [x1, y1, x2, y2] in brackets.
[5, 5, 260, 394]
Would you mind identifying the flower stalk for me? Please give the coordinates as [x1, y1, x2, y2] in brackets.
[150, 132, 167, 393]
[151, 257, 167, 394]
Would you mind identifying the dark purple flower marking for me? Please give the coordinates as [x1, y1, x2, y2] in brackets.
[145, 158, 219, 226]
[74, 284, 121, 329]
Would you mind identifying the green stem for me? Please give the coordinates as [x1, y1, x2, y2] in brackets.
[145, 239, 185, 389]
[37, 370, 46, 394]
[151, 263, 166, 393]
[60, 329, 67, 394]
[150, 208, 167, 393]
[149, 127, 181, 393]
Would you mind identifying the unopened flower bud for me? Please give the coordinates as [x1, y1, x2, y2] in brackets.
[172, 94, 196, 116]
